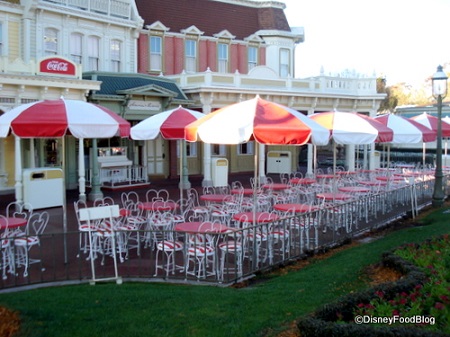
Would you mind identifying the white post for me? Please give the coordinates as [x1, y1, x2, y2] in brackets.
[14, 137, 23, 203]
[258, 143, 266, 183]
[78, 138, 86, 202]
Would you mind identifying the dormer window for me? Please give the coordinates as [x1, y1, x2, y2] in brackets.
[218, 43, 229, 73]
[248, 46, 258, 71]
[185, 39, 197, 72]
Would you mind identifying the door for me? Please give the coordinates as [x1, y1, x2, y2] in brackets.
[146, 136, 166, 175]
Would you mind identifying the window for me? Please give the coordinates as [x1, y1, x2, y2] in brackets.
[87, 36, 100, 71]
[70, 33, 82, 64]
[0, 23, 3, 55]
[280, 48, 290, 77]
[212, 144, 226, 156]
[110, 39, 121, 72]
[218, 43, 228, 72]
[150, 36, 162, 71]
[248, 46, 257, 71]
[185, 39, 197, 72]
[44, 28, 58, 56]
[177, 141, 197, 157]
[237, 142, 254, 155]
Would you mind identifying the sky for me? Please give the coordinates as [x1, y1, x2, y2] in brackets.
[281, 0, 450, 87]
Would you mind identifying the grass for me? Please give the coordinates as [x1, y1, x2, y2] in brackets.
[1, 205, 450, 337]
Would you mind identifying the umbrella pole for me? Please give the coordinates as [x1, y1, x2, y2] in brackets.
[179, 140, 183, 209]
[14, 136, 23, 204]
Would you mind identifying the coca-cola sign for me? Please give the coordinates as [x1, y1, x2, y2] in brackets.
[39, 57, 77, 77]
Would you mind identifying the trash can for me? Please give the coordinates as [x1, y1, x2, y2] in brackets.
[23, 168, 64, 209]
[267, 151, 291, 174]
[373, 151, 381, 169]
[211, 158, 228, 187]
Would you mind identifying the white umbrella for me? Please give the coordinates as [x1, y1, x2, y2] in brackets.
[0, 98, 131, 264]
[185, 96, 330, 223]
[375, 114, 436, 167]
[131, 106, 205, 201]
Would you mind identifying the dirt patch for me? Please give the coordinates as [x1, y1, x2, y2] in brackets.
[0, 306, 20, 337]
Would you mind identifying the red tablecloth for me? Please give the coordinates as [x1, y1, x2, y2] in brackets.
[231, 188, 254, 195]
[138, 201, 178, 212]
[0, 217, 27, 230]
[358, 180, 387, 186]
[316, 193, 352, 201]
[262, 183, 289, 190]
[174, 221, 231, 233]
[200, 194, 230, 203]
[338, 186, 370, 193]
[289, 178, 316, 185]
[273, 203, 320, 213]
[233, 212, 279, 223]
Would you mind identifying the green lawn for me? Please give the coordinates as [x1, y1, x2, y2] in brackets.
[1, 207, 450, 337]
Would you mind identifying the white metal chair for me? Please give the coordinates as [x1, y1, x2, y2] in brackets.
[185, 222, 219, 279]
[14, 211, 49, 277]
[0, 215, 14, 280]
[78, 205, 122, 285]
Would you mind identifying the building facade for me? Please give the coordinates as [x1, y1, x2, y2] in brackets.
[135, 0, 386, 186]
[1, 0, 387, 196]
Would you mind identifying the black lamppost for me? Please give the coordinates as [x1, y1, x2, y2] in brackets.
[432, 65, 448, 207]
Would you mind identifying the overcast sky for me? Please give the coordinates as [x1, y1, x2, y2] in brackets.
[282, 0, 450, 86]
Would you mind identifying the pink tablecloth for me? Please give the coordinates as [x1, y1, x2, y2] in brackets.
[174, 221, 231, 233]
[233, 212, 279, 223]
[0, 217, 27, 230]
[274, 203, 320, 213]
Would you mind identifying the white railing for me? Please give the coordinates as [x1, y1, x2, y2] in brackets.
[41, 0, 132, 19]
[86, 165, 148, 187]
[167, 69, 378, 96]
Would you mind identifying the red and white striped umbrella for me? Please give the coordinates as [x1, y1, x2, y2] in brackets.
[0, 99, 130, 139]
[309, 111, 393, 144]
[410, 112, 450, 138]
[185, 96, 330, 146]
[375, 113, 436, 143]
[131, 106, 204, 140]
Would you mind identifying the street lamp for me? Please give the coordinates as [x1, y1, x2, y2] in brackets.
[432, 65, 448, 207]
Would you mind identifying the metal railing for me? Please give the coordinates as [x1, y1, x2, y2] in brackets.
[0, 177, 442, 291]
[85, 165, 148, 187]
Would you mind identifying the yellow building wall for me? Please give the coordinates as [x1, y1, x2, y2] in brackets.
[4, 136, 15, 187]
[8, 20, 20, 60]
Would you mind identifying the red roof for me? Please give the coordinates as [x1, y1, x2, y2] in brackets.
[135, 0, 291, 40]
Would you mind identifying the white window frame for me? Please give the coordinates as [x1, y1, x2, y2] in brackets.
[218, 43, 228, 73]
[0, 23, 3, 56]
[110, 39, 121, 72]
[70, 33, 83, 64]
[150, 36, 162, 71]
[185, 39, 197, 72]
[280, 48, 290, 78]
[177, 141, 197, 158]
[237, 142, 254, 155]
[248, 46, 257, 71]
[44, 28, 58, 56]
[88, 36, 100, 71]
[212, 144, 226, 156]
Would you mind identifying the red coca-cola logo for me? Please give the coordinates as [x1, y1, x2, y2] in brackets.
[39, 57, 76, 76]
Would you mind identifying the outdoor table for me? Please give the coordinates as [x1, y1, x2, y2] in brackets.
[0, 217, 27, 230]
[358, 180, 387, 186]
[396, 164, 415, 169]
[138, 201, 178, 212]
[200, 194, 230, 203]
[289, 178, 316, 185]
[316, 192, 353, 201]
[337, 186, 370, 194]
[336, 171, 357, 176]
[262, 183, 289, 191]
[316, 174, 335, 180]
[375, 176, 404, 182]
[273, 203, 320, 213]
[231, 188, 254, 195]
[233, 212, 279, 224]
[174, 221, 232, 234]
